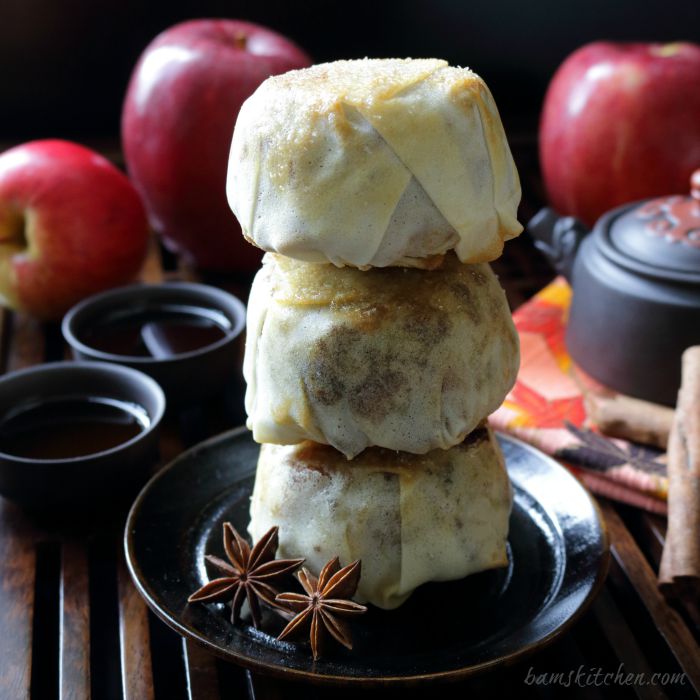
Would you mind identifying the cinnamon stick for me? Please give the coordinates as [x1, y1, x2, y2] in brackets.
[585, 392, 674, 450]
[658, 346, 700, 599]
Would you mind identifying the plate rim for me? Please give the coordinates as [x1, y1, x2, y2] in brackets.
[124, 426, 610, 686]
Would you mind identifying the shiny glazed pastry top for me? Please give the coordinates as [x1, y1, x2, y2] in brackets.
[227, 58, 522, 269]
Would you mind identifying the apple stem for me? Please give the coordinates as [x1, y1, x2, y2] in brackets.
[233, 32, 248, 50]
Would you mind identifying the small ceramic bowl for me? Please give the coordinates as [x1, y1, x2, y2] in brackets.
[0, 361, 165, 514]
[62, 282, 246, 406]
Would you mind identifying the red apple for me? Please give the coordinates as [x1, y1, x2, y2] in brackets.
[121, 19, 311, 272]
[0, 140, 149, 320]
[540, 41, 700, 226]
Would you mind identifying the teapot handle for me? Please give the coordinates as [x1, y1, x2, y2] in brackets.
[527, 207, 589, 282]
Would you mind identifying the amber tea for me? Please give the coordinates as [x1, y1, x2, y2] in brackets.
[0, 396, 150, 460]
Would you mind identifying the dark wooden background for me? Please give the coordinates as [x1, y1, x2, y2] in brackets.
[3, 0, 700, 142]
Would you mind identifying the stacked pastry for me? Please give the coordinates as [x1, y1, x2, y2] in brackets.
[227, 58, 521, 610]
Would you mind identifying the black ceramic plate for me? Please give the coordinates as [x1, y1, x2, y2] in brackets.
[125, 428, 609, 686]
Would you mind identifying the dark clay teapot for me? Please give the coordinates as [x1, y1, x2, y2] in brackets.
[528, 171, 700, 406]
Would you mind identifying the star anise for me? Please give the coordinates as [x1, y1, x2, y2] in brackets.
[276, 557, 368, 660]
[188, 523, 304, 629]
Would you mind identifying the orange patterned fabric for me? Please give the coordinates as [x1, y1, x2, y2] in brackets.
[490, 277, 668, 514]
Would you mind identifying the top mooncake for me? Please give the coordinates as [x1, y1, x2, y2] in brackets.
[227, 58, 522, 269]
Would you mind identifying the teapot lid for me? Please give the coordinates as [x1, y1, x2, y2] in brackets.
[601, 171, 700, 281]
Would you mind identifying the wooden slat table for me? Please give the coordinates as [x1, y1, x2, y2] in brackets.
[1, 140, 699, 700]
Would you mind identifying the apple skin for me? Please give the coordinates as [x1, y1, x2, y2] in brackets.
[0, 140, 149, 320]
[540, 41, 700, 226]
[121, 19, 311, 272]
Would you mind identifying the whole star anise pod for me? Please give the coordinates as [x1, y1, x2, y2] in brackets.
[188, 523, 304, 629]
[276, 557, 367, 660]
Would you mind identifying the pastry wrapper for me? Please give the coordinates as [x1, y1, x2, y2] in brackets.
[227, 58, 522, 269]
[244, 253, 520, 457]
[249, 428, 512, 609]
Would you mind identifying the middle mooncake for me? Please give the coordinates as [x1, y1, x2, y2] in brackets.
[244, 252, 519, 458]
